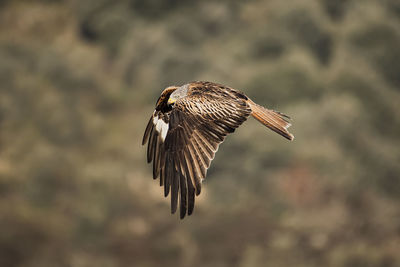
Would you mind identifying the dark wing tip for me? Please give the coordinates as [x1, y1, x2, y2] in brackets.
[142, 116, 154, 145]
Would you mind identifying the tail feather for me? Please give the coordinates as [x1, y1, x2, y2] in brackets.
[248, 100, 294, 141]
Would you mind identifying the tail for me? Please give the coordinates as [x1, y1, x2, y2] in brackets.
[248, 99, 294, 141]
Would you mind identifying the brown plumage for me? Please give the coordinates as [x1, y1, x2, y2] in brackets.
[142, 81, 294, 219]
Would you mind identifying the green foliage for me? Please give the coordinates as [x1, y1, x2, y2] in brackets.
[245, 64, 323, 106]
[0, 0, 399, 267]
[320, 0, 350, 21]
[350, 22, 400, 88]
[284, 8, 333, 64]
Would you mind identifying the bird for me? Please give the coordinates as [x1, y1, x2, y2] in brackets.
[142, 81, 294, 219]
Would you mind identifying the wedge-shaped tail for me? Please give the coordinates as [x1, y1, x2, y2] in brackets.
[248, 100, 294, 141]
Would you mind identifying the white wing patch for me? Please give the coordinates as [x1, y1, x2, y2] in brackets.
[153, 115, 169, 142]
[160, 121, 169, 141]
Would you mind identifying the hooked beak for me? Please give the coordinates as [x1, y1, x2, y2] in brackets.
[167, 96, 177, 105]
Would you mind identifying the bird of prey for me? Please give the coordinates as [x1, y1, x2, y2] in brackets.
[142, 81, 294, 219]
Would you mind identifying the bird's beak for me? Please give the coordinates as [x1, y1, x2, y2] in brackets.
[167, 96, 176, 105]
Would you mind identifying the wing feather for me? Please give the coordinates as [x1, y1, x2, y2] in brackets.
[187, 177, 195, 215]
[194, 130, 217, 154]
[179, 166, 187, 219]
[153, 134, 161, 179]
[191, 135, 211, 169]
[180, 151, 196, 215]
[183, 149, 201, 195]
[201, 123, 225, 141]
[142, 116, 153, 145]
[159, 149, 166, 186]
[193, 131, 213, 162]
[187, 142, 205, 182]
[148, 128, 159, 164]
[164, 153, 172, 197]
[170, 156, 179, 214]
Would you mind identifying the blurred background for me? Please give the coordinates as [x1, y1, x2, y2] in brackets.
[1, 0, 400, 266]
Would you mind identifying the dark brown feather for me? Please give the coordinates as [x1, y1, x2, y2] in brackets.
[142, 116, 153, 145]
[187, 177, 195, 215]
[164, 153, 172, 197]
[147, 127, 156, 163]
[183, 149, 201, 195]
[180, 151, 196, 215]
[159, 149, 166, 186]
[170, 156, 179, 214]
[153, 134, 161, 179]
[179, 165, 187, 219]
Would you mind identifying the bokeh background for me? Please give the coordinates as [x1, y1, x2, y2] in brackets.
[1, 0, 400, 266]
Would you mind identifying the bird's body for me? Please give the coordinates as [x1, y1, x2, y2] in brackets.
[142, 81, 294, 218]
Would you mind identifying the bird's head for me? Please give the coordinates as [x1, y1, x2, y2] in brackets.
[167, 84, 189, 106]
[167, 95, 177, 105]
[156, 86, 178, 108]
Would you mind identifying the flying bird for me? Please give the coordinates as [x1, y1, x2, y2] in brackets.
[142, 81, 294, 219]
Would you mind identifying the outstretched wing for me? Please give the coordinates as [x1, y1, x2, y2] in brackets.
[143, 93, 251, 218]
